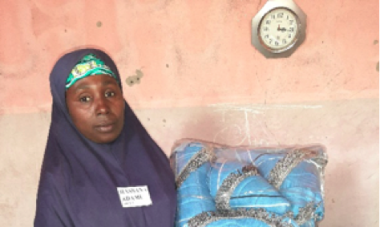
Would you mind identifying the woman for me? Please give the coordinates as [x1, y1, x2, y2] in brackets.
[34, 48, 176, 227]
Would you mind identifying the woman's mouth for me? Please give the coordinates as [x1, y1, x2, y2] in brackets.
[95, 123, 115, 133]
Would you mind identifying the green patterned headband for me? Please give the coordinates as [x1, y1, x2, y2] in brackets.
[66, 54, 118, 89]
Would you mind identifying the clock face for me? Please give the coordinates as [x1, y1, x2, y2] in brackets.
[259, 8, 299, 52]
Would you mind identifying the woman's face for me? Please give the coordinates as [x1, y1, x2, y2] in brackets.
[66, 75, 125, 143]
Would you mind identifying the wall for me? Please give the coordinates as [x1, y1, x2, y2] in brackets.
[0, 0, 378, 226]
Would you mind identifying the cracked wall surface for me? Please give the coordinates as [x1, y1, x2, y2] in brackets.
[0, 0, 378, 226]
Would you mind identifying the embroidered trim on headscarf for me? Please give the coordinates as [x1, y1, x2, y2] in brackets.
[65, 54, 118, 89]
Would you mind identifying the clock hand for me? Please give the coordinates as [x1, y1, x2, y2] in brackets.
[277, 25, 287, 32]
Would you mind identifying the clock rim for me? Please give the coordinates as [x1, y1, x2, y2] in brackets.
[251, 0, 307, 58]
[258, 7, 301, 52]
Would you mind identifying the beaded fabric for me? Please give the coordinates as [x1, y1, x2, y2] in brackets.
[264, 147, 327, 225]
[266, 147, 327, 190]
[175, 147, 215, 188]
[294, 202, 319, 225]
[188, 209, 298, 227]
[267, 149, 306, 189]
[214, 164, 259, 210]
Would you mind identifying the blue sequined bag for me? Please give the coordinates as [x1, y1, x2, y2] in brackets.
[207, 161, 291, 215]
[172, 142, 216, 227]
[187, 209, 299, 227]
[171, 141, 327, 227]
[254, 147, 327, 223]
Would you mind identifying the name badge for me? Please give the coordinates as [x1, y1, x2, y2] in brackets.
[117, 186, 153, 208]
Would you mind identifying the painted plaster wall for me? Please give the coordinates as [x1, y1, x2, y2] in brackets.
[0, 0, 378, 226]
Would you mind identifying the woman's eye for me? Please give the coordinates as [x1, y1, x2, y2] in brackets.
[105, 91, 115, 98]
[79, 96, 91, 103]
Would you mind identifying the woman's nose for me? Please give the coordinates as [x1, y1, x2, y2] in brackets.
[95, 97, 110, 115]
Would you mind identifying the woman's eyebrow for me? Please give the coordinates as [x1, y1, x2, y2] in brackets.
[102, 80, 118, 86]
[74, 84, 91, 92]
[72, 78, 117, 93]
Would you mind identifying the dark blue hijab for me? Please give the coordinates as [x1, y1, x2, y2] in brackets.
[34, 48, 176, 227]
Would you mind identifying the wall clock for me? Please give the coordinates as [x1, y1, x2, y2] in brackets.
[251, 0, 306, 58]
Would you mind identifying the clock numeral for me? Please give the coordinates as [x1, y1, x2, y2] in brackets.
[271, 14, 275, 19]
[266, 20, 271, 25]
[264, 34, 269, 39]
[288, 34, 292, 39]
[282, 39, 287, 44]
[263, 27, 269, 31]
[269, 39, 273, 44]
[289, 20, 294, 25]
[289, 27, 295, 32]
[277, 12, 284, 18]
[275, 41, 279, 46]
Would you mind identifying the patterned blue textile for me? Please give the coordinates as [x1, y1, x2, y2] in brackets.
[279, 161, 324, 220]
[208, 161, 291, 215]
[170, 141, 327, 227]
[254, 153, 285, 179]
[187, 210, 300, 227]
[172, 142, 205, 174]
[255, 153, 324, 221]
[176, 163, 216, 227]
[173, 143, 216, 227]
[204, 217, 298, 227]
[300, 220, 316, 227]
